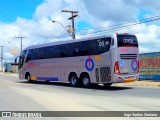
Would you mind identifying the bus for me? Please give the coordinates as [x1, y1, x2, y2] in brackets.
[17, 33, 139, 87]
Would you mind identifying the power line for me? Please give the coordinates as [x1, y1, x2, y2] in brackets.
[56, 33, 69, 39]
[76, 12, 160, 31]
[53, 13, 160, 39]
[76, 15, 160, 36]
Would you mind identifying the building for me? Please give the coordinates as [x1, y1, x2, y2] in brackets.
[139, 52, 160, 80]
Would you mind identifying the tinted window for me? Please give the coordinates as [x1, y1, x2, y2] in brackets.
[26, 49, 37, 62]
[73, 37, 111, 56]
[56, 45, 67, 57]
[48, 46, 56, 58]
[66, 43, 74, 57]
[117, 35, 138, 47]
[73, 40, 93, 56]
[37, 48, 47, 59]
[96, 38, 111, 54]
[25, 37, 111, 60]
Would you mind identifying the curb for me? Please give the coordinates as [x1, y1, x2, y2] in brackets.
[0, 72, 18, 77]
[114, 81, 160, 87]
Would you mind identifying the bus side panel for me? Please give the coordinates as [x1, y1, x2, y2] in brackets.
[59, 66, 67, 82]
[93, 53, 112, 83]
[110, 48, 119, 83]
[25, 62, 38, 80]
[60, 66, 79, 82]
[57, 57, 79, 82]
[36, 59, 60, 81]
[76, 53, 112, 84]
[19, 68, 24, 80]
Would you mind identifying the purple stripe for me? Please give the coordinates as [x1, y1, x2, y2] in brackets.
[37, 77, 59, 81]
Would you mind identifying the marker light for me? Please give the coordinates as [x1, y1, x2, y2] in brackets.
[114, 61, 121, 75]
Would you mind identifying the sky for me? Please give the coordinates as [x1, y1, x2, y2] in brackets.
[0, 0, 43, 22]
[0, 0, 160, 61]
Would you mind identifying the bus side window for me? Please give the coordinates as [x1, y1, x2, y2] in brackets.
[26, 56, 31, 62]
[59, 45, 67, 57]
[66, 43, 74, 57]
[74, 43, 81, 56]
[26, 50, 33, 62]
[38, 48, 46, 59]
[81, 41, 89, 56]
[47, 46, 56, 58]
[54, 46, 60, 58]
[87, 40, 96, 55]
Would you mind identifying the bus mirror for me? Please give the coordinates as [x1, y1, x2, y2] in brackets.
[15, 56, 20, 64]
[15, 57, 18, 63]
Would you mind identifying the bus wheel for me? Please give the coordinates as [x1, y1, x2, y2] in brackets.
[82, 74, 91, 88]
[69, 73, 79, 87]
[103, 83, 112, 87]
[26, 73, 32, 83]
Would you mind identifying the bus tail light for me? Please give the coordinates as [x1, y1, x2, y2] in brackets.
[114, 61, 121, 75]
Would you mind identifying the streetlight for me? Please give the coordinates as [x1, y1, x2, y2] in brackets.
[8, 42, 20, 49]
[52, 20, 74, 39]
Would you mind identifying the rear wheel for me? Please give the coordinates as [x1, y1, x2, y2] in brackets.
[82, 74, 91, 88]
[69, 73, 79, 87]
[103, 83, 112, 87]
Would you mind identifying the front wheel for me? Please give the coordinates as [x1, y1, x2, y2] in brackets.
[82, 74, 91, 88]
[26, 73, 32, 83]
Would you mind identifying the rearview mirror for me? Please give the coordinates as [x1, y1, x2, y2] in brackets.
[15, 56, 20, 63]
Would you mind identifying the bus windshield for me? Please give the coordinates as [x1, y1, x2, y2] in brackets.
[117, 35, 138, 47]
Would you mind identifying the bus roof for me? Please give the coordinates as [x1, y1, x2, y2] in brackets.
[24, 34, 113, 50]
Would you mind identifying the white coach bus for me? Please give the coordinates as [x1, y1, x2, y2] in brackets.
[18, 33, 139, 87]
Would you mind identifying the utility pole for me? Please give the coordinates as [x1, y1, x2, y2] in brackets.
[0, 46, 4, 72]
[15, 36, 25, 53]
[62, 10, 79, 39]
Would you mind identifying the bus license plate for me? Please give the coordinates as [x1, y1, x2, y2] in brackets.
[128, 77, 133, 80]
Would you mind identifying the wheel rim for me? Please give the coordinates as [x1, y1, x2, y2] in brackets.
[27, 75, 30, 81]
[71, 76, 77, 85]
[83, 77, 89, 86]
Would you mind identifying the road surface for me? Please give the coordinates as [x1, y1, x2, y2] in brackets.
[0, 73, 159, 120]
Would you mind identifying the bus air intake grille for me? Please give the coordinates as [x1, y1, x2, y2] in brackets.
[100, 67, 111, 82]
[95, 68, 99, 82]
[120, 54, 137, 59]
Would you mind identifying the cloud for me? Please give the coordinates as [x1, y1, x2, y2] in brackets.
[82, 0, 138, 22]
[124, 0, 160, 10]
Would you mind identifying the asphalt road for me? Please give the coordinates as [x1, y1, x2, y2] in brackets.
[0, 73, 159, 120]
